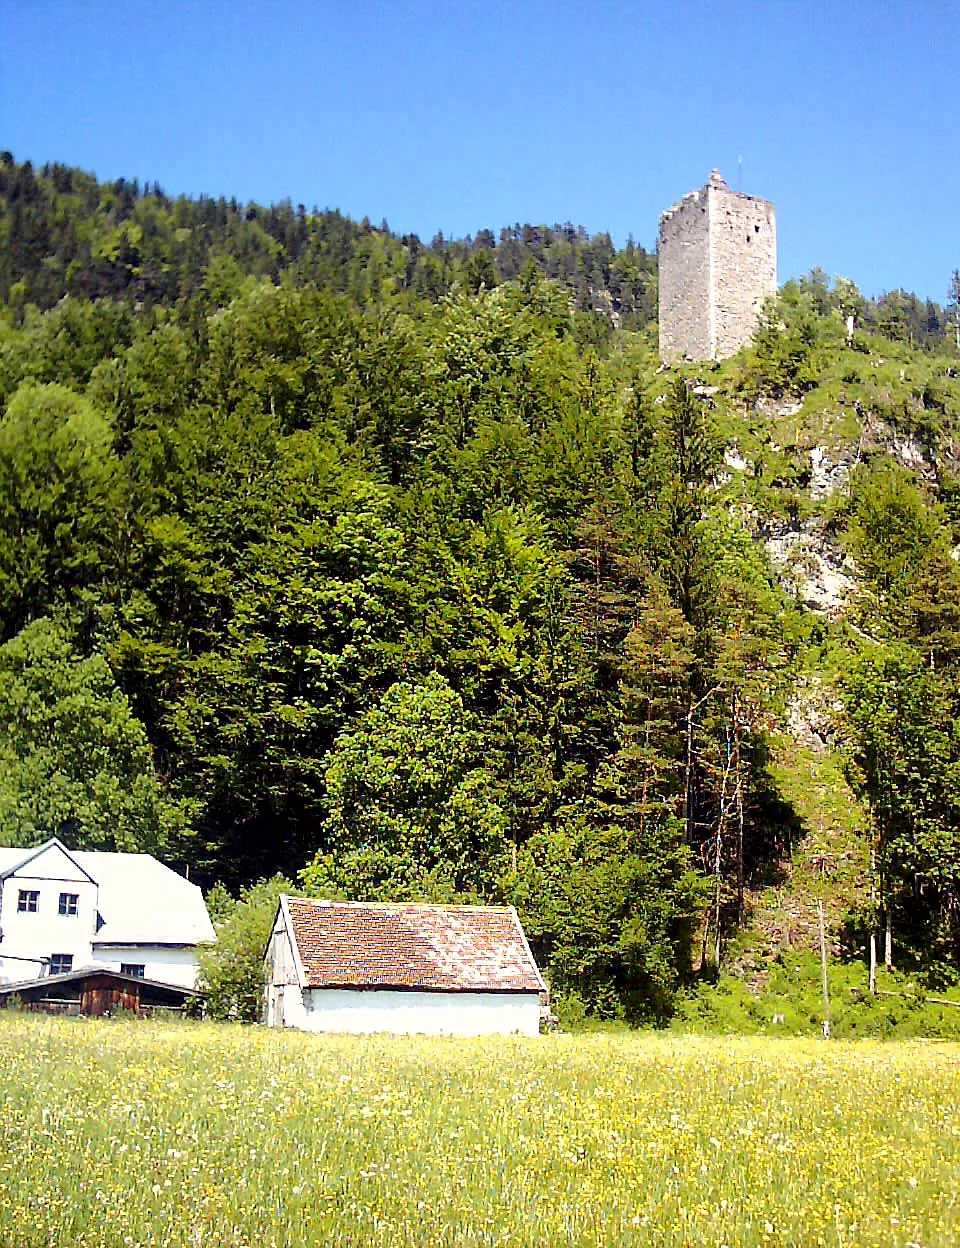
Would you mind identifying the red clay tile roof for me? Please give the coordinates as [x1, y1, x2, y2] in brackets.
[285, 898, 545, 993]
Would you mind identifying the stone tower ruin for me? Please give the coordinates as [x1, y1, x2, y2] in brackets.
[658, 169, 776, 362]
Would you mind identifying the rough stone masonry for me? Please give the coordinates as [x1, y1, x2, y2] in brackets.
[658, 170, 777, 362]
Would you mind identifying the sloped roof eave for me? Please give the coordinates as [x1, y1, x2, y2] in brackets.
[508, 904, 548, 994]
[91, 940, 213, 949]
[303, 982, 541, 996]
[283, 894, 309, 991]
[0, 837, 98, 885]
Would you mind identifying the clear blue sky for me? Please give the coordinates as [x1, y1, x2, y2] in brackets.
[2, 0, 957, 301]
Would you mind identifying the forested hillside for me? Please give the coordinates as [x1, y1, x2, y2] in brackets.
[0, 155, 657, 328]
[3, 155, 960, 1020]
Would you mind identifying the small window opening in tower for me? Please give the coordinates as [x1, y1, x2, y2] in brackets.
[755, 224, 760, 233]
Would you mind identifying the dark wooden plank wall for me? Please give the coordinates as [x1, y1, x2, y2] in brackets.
[1, 972, 190, 1016]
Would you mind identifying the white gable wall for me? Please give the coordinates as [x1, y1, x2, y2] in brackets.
[264, 913, 306, 1028]
[17, 843, 91, 883]
[0, 845, 98, 983]
[299, 988, 541, 1036]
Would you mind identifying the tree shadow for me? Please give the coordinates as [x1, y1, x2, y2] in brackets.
[745, 749, 807, 891]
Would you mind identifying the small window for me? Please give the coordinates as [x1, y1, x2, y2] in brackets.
[17, 889, 39, 913]
[49, 954, 73, 975]
[59, 892, 79, 917]
[120, 963, 145, 979]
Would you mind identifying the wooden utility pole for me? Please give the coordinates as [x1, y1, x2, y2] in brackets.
[869, 930, 877, 995]
[868, 845, 878, 995]
[818, 900, 831, 1039]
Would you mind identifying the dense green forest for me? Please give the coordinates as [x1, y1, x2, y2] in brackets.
[0, 155, 657, 328]
[3, 154, 960, 1020]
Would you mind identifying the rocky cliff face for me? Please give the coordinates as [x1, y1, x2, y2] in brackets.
[693, 317, 960, 972]
[717, 382, 956, 623]
[763, 523, 856, 618]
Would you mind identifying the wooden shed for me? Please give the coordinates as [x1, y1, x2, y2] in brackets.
[265, 896, 546, 1036]
[0, 967, 198, 1017]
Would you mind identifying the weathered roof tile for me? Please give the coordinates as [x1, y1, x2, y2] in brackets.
[286, 898, 544, 993]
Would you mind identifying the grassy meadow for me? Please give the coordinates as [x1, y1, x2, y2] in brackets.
[1, 1015, 959, 1247]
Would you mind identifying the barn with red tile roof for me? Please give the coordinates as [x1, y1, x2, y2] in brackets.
[264, 896, 546, 1036]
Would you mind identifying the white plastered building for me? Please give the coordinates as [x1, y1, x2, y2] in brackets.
[265, 896, 546, 1037]
[0, 838, 215, 989]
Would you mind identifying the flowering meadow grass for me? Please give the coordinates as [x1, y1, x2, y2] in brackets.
[0, 1015, 958, 1247]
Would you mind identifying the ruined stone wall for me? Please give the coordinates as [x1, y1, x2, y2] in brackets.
[658, 188, 712, 362]
[658, 171, 777, 362]
[709, 187, 777, 360]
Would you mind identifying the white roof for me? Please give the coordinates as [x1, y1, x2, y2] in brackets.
[0, 841, 214, 947]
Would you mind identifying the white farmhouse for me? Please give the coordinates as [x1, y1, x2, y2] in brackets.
[0, 838, 215, 989]
[265, 896, 546, 1036]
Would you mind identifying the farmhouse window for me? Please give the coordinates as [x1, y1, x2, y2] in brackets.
[17, 890, 39, 913]
[120, 964, 145, 979]
[59, 892, 79, 916]
[49, 954, 73, 975]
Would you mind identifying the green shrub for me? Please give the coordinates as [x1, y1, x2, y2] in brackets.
[195, 875, 293, 1022]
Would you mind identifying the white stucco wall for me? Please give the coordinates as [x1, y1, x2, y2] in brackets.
[297, 988, 541, 1037]
[92, 945, 201, 989]
[0, 845, 98, 982]
[0, 953, 47, 984]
